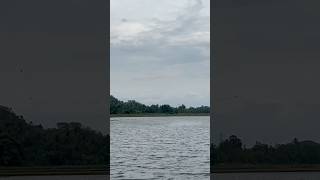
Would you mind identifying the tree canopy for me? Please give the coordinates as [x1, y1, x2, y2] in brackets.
[0, 106, 109, 166]
[110, 95, 210, 114]
[212, 135, 320, 165]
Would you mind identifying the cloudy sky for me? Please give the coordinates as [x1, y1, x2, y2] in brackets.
[110, 0, 210, 107]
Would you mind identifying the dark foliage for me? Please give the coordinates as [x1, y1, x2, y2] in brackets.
[212, 135, 320, 165]
[0, 105, 109, 166]
[110, 95, 210, 114]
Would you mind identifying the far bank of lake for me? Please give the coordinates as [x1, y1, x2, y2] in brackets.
[110, 113, 210, 117]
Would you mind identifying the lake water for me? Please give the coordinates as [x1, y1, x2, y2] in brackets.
[110, 116, 210, 180]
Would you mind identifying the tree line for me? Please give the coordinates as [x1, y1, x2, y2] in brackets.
[110, 95, 210, 114]
[0, 106, 109, 166]
[211, 135, 320, 165]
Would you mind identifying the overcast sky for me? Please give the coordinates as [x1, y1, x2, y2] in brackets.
[110, 0, 210, 107]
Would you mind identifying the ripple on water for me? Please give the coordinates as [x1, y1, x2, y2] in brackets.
[110, 116, 210, 180]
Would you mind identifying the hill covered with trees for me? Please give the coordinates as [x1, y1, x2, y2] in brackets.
[0, 105, 109, 166]
[110, 95, 210, 115]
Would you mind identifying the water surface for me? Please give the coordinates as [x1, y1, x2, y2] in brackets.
[110, 116, 210, 180]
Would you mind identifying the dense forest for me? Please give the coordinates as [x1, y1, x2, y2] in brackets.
[211, 135, 320, 166]
[0, 105, 109, 166]
[110, 95, 210, 114]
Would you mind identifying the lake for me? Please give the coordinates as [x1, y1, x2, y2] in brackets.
[110, 116, 210, 180]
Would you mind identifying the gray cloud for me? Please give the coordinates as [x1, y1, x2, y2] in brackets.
[111, 0, 210, 107]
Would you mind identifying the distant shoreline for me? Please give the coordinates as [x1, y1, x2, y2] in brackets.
[110, 113, 210, 117]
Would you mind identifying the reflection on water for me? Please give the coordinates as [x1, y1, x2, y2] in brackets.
[110, 116, 210, 180]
